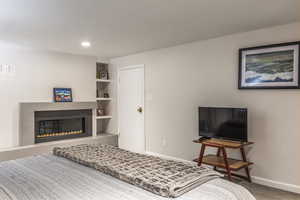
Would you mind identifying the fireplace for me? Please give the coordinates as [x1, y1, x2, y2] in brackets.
[34, 109, 92, 144]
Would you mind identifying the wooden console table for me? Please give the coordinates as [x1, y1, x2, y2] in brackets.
[193, 138, 253, 182]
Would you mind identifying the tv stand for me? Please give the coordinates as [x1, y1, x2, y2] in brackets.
[193, 138, 253, 182]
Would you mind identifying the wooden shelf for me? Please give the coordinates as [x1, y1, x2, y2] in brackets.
[193, 138, 253, 149]
[193, 155, 253, 171]
[96, 98, 112, 101]
[96, 116, 112, 119]
[96, 79, 112, 83]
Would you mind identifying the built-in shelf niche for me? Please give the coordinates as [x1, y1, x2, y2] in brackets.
[96, 79, 112, 83]
[96, 62, 113, 135]
[96, 97, 112, 101]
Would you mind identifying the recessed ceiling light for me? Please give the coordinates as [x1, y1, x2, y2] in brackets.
[81, 41, 91, 48]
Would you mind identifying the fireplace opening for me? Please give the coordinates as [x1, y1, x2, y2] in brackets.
[34, 109, 92, 144]
[37, 117, 85, 138]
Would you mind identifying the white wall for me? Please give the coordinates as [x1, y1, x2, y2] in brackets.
[0, 43, 96, 149]
[110, 22, 300, 191]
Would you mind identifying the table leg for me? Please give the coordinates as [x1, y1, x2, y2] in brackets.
[221, 147, 232, 181]
[214, 147, 221, 170]
[198, 144, 206, 166]
[240, 147, 252, 182]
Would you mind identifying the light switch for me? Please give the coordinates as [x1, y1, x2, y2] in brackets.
[0, 64, 16, 80]
[0, 64, 16, 74]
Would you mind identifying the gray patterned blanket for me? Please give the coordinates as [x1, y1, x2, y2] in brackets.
[53, 144, 222, 198]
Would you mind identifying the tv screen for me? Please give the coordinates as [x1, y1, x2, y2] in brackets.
[199, 107, 247, 142]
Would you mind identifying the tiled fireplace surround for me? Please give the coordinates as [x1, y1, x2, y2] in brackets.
[20, 102, 97, 146]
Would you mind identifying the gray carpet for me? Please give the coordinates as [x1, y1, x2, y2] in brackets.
[236, 180, 300, 200]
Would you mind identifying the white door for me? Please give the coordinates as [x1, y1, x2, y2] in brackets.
[118, 65, 145, 153]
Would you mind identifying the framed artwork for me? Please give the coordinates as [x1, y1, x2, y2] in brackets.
[238, 41, 300, 89]
[53, 88, 73, 102]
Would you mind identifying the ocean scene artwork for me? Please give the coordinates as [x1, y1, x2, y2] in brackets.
[245, 50, 294, 83]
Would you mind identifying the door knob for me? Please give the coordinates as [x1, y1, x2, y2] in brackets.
[137, 107, 143, 113]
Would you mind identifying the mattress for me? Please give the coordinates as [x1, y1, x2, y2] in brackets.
[0, 154, 255, 200]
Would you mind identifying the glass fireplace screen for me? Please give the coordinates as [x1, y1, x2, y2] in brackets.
[37, 117, 85, 138]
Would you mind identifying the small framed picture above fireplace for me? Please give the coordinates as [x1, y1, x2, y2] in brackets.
[53, 88, 73, 102]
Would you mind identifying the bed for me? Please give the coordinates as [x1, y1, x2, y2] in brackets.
[0, 144, 255, 200]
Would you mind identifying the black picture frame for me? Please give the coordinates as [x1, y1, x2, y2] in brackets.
[53, 88, 73, 102]
[238, 41, 300, 89]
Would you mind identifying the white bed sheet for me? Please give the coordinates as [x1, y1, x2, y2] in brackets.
[0, 155, 255, 200]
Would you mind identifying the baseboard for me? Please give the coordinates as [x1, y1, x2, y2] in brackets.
[145, 151, 300, 194]
[252, 176, 300, 194]
[146, 151, 196, 165]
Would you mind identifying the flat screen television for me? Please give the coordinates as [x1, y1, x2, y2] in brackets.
[199, 107, 248, 142]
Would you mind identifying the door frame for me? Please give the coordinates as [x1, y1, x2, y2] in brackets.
[117, 64, 145, 152]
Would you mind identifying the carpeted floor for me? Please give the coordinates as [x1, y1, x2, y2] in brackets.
[237, 180, 300, 200]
